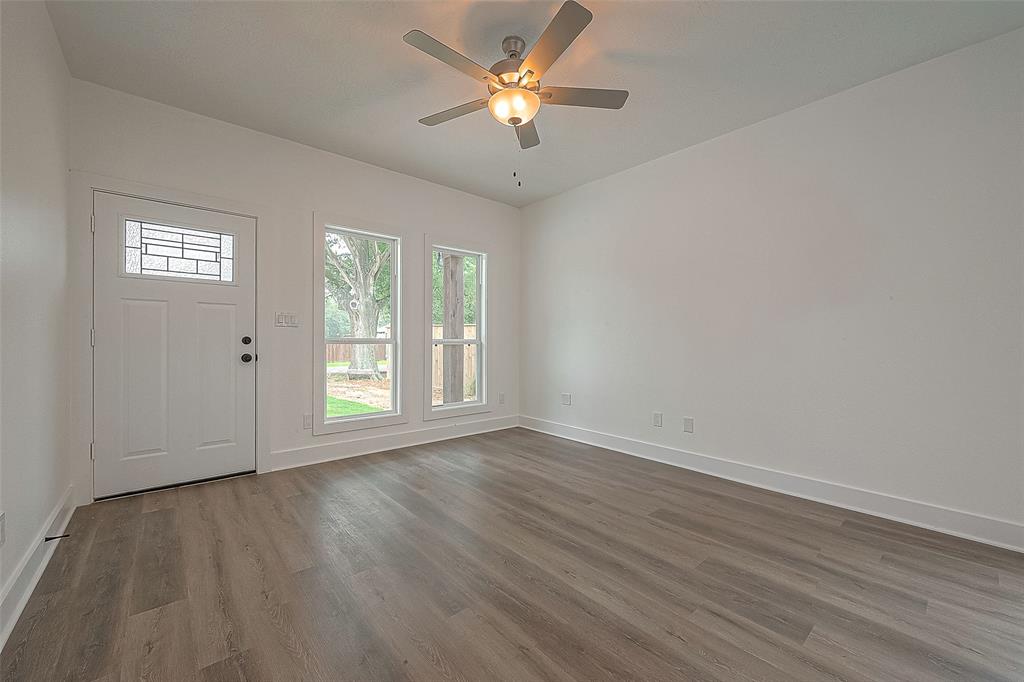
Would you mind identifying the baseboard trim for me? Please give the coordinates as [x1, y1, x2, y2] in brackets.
[518, 416, 1024, 553]
[270, 415, 520, 472]
[0, 485, 76, 651]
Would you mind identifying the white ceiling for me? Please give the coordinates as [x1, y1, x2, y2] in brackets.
[47, 1, 1024, 207]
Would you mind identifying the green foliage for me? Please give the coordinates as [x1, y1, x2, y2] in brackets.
[431, 251, 478, 327]
[324, 232, 391, 337]
[326, 241, 479, 338]
[325, 296, 349, 337]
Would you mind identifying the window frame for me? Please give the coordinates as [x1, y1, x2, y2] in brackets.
[423, 237, 488, 421]
[313, 214, 405, 435]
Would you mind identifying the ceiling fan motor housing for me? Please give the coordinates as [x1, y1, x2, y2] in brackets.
[489, 36, 541, 92]
[488, 59, 540, 92]
[501, 35, 527, 59]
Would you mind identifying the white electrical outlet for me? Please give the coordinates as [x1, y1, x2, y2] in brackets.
[0, 512, 5, 548]
[652, 412, 663, 427]
[498, 392, 506, 405]
[302, 414, 313, 430]
[683, 416, 695, 433]
[561, 393, 572, 406]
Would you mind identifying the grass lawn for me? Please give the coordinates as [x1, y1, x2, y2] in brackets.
[326, 360, 388, 369]
[326, 395, 380, 417]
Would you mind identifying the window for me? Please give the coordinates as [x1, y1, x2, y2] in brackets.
[426, 244, 486, 419]
[123, 219, 235, 282]
[314, 222, 401, 434]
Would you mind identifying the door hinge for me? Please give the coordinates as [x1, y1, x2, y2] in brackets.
[90, 214, 95, 233]
[89, 442, 95, 461]
[90, 328, 95, 347]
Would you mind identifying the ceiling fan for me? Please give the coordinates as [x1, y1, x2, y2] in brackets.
[403, 0, 628, 150]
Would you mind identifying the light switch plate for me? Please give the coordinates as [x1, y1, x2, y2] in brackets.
[653, 412, 663, 427]
[275, 312, 299, 328]
[302, 414, 313, 430]
[561, 393, 572, 406]
[0, 512, 5, 548]
[683, 416, 695, 433]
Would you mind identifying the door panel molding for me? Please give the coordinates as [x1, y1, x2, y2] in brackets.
[196, 301, 239, 448]
[120, 298, 169, 459]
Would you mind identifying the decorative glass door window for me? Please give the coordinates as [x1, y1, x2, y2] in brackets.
[430, 246, 484, 411]
[123, 219, 234, 282]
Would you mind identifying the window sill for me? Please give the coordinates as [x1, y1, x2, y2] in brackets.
[422, 403, 491, 422]
[313, 412, 408, 436]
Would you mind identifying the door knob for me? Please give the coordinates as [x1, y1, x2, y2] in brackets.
[241, 353, 253, 363]
[242, 336, 252, 345]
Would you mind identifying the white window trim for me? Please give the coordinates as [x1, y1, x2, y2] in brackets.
[423, 237, 489, 421]
[313, 213, 405, 435]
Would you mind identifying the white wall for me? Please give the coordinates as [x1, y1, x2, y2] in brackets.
[520, 29, 1024, 548]
[68, 79, 520, 497]
[0, 0, 75, 631]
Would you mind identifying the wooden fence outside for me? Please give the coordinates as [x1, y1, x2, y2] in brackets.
[432, 343, 477, 396]
[327, 326, 477, 393]
[326, 343, 386, 364]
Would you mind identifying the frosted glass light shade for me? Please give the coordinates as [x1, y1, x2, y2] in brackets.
[488, 88, 540, 127]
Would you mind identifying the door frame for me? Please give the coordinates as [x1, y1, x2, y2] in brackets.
[69, 173, 270, 505]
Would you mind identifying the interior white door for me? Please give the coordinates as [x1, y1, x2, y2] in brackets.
[93, 192, 256, 497]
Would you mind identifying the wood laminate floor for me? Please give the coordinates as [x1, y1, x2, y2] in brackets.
[3, 428, 1023, 681]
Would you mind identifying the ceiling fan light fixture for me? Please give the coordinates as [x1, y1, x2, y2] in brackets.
[488, 87, 540, 126]
[405, 1, 627, 148]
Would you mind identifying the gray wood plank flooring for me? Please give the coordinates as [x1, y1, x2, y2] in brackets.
[3, 428, 1022, 681]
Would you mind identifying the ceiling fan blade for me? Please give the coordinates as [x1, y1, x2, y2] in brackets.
[404, 30, 501, 88]
[539, 86, 628, 109]
[418, 98, 489, 126]
[515, 120, 540, 149]
[519, 1, 593, 82]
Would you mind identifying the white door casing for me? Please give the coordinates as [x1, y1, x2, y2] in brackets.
[93, 192, 256, 497]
